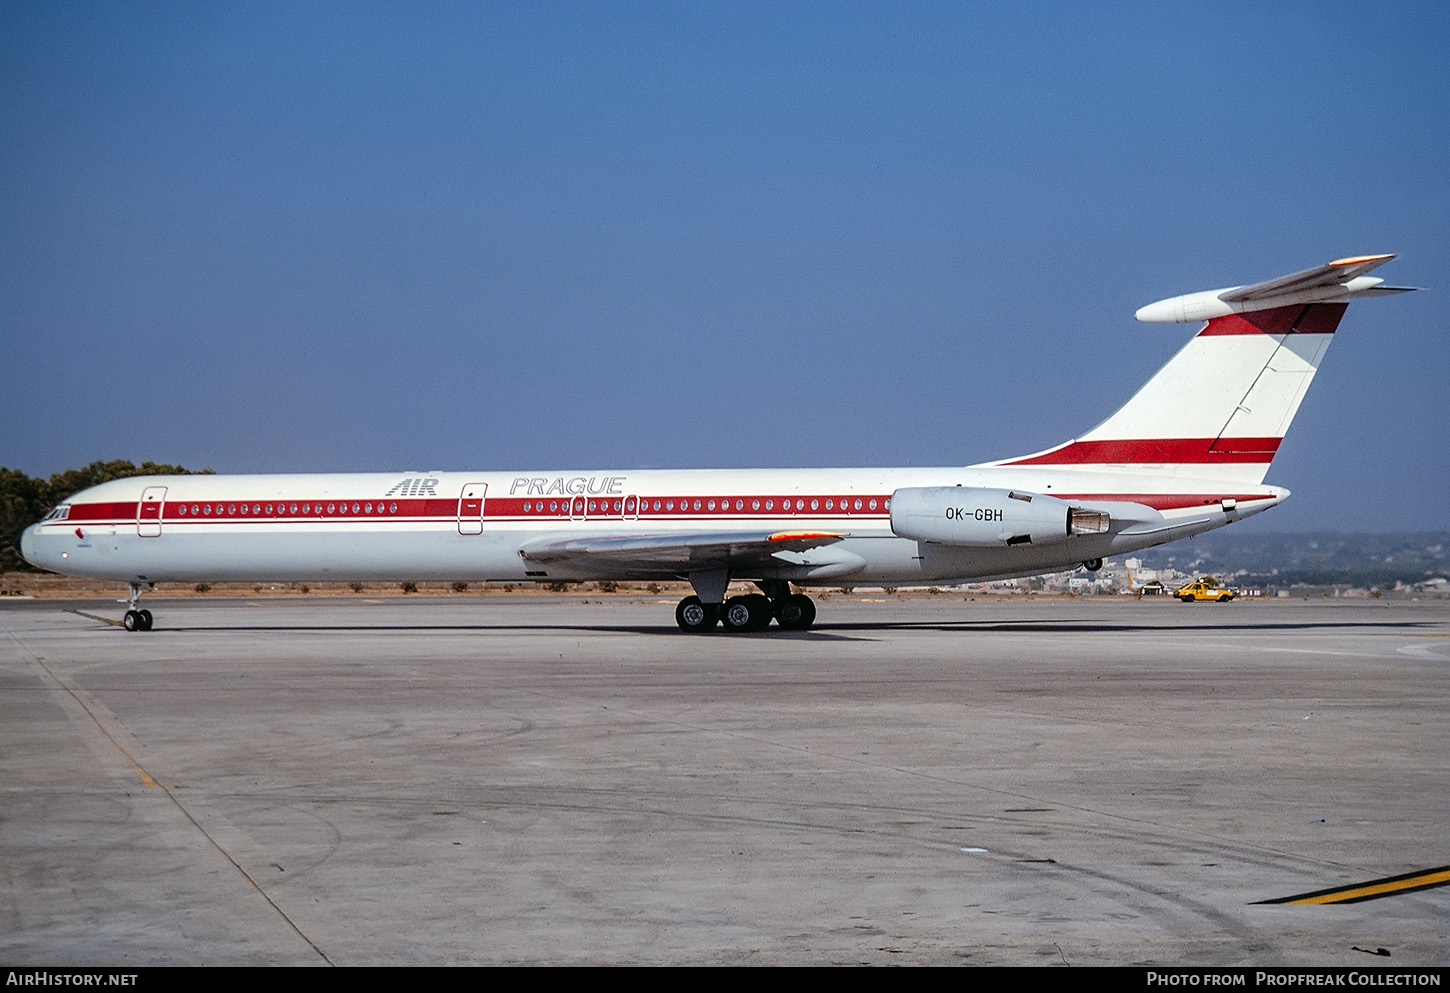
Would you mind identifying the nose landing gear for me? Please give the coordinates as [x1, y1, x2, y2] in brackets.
[122, 609, 153, 631]
[120, 582, 155, 631]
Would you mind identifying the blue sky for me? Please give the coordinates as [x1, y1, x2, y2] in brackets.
[3, 1, 1446, 530]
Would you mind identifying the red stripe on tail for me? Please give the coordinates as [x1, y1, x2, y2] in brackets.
[1003, 437, 1281, 466]
[1198, 302, 1347, 336]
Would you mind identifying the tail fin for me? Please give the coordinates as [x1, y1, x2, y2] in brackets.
[989, 255, 1415, 485]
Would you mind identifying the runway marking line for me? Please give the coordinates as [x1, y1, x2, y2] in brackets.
[16, 633, 334, 963]
[1257, 865, 1450, 905]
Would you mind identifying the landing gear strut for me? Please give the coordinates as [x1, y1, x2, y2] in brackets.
[756, 581, 815, 632]
[120, 582, 154, 632]
[674, 582, 816, 633]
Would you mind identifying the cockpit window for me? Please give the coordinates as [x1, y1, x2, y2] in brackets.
[43, 505, 71, 522]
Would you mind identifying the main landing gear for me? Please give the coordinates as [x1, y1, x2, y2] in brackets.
[675, 587, 817, 633]
[121, 581, 154, 632]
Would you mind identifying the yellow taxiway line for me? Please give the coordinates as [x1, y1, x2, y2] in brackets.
[1259, 866, 1450, 905]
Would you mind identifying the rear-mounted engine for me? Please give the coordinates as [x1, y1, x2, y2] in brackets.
[889, 486, 1109, 547]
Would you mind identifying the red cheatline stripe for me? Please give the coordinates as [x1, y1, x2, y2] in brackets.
[51, 494, 897, 525]
[1003, 437, 1281, 466]
[66, 501, 137, 521]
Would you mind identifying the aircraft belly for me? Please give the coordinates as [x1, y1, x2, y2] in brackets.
[30, 525, 530, 584]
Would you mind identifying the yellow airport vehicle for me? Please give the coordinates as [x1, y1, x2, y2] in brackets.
[1176, 577, 1235, 603]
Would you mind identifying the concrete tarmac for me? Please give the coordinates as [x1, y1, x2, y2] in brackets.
[1, 594, 1447, 966]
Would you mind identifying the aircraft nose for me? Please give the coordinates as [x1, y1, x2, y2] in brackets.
[16, 523, 39, 569]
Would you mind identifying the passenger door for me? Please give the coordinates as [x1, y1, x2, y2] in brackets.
[457, 483, 487, 535]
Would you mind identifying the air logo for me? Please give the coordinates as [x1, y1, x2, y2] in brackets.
[384, 478, 439, 497]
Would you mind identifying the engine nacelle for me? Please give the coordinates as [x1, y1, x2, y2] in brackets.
[890, 486, 1094, 547]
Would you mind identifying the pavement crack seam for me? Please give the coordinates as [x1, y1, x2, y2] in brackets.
[24, 646, 336, 967]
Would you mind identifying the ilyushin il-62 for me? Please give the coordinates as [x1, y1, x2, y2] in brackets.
[18, 255, 1415, 632]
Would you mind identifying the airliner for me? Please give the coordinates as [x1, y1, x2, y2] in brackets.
[17, 255, 1415, 633]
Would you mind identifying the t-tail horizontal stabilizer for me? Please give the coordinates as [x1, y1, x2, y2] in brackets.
[1135, 254, 1419, 324]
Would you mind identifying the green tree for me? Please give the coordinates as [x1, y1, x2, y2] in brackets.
[0, 468, 49, 573]
[0, 461, 211, 572]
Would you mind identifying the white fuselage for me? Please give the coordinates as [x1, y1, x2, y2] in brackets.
[17, 463, 1281, 588]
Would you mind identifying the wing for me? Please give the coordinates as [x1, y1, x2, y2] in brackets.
[518, 529, 857, 575]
